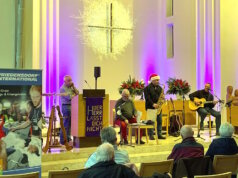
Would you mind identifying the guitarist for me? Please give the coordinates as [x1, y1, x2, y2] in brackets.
[189, 83, 221, 135]
[144, 73, 165, 140]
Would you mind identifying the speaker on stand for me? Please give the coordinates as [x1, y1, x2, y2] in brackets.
[94, 66, 101, 89]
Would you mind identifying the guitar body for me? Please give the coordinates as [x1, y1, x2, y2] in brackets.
[169, 98, 183, 136]
[169, 115, 182, 136]
[189, 97, 207, 111]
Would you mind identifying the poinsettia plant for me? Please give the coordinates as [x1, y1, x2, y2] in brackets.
[119, 75, 145, 96]
[166, 78, 191, 95]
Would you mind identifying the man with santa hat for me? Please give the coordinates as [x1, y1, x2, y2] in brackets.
[144, 73, 166, 140]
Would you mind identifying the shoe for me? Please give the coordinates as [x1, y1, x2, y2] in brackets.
[124, 139, 128, 145]
[158, 135, 166, 139]
[136, 140, 145, 144]
[149, 135, 155, 140]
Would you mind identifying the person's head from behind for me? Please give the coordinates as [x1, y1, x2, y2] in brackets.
[219, 122, 234, 138]
[64, 75, 73, 87]
[96, 143, 115, 163]
[204, 82, 211, 92]
[100, 127, 117, 145]
[29, 86, 42, 107]
[121, 89, 130, 101]
[227, 86, 233, 95]
[234, 89, 238, 97]
[180, 125, 194, 140]
[150, 74, 160, 86]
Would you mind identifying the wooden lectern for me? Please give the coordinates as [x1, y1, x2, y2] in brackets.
[71, 89, 109, 148]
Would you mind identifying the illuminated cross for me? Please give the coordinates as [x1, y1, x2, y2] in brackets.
[88, 3, 133, 53]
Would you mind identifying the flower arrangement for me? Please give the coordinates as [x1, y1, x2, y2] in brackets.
[119, 76, 145, 96]
[166, 78, 191, 95]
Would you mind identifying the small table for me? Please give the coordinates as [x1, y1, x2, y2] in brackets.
[127, 123, 158, 145]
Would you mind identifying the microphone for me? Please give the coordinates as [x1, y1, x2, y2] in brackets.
[84, 80, 92, 89]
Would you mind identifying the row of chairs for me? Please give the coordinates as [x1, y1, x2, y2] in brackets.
[0, 155, 237, 178]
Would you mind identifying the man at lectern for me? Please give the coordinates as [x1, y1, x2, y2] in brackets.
[115, 89, 144, 144]
[59, 75, 79, 145]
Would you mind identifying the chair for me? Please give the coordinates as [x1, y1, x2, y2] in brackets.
[48, 169, 85, 178]
[0, 172, 39, 178]
[174, 156, 213, 178]
[213, 155, 238, 175]
[198, 114, 213, 137]
[194, 172, 232, 178]
[140, 159, 174, 177]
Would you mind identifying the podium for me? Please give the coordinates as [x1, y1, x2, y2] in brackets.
[71, 90, 109, 148]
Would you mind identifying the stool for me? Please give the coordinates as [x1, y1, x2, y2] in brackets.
[198, 113, 212, 137]
[128, 123, 158, 145]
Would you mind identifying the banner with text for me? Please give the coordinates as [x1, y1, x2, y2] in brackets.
[85, 97, 103, 137]
[0, 69, 41, 177]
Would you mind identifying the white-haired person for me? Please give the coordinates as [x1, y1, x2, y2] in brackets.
[206, 122, 238, 160]
[85, 126, 129, 168]
[59, 75, 79, 145]
[79, 143, 171, 178]
[167, 125, 204, 162]
[115, 89, 144, 144]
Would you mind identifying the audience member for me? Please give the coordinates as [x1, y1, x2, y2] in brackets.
[167, 125, 204, 162]
[79, 143, 171, 178]
[85, 126, 130, 168]
[206, 122, 238, 160]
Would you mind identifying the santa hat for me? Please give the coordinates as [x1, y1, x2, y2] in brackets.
[150, 73, 160, 81]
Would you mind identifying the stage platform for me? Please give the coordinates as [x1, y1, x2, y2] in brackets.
[42, 126, 238, 178]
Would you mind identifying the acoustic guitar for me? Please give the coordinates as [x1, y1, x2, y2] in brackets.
[189, 97, 224, 111]
[169, 98, 182, 136]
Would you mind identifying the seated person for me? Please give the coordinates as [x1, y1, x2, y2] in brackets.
[189, 83, 221, 135]
[84, 126, 130, 168]
[115, 89, 144, 144]
[79, 143, 171, 178]
[206, 122, 238, 160]
[167, 125, 204, 162]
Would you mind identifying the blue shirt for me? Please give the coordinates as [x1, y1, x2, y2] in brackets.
[60, 84, 75, 105]
[84, 145, 130, 168]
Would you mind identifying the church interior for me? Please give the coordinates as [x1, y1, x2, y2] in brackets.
[1, 0, 238, 178]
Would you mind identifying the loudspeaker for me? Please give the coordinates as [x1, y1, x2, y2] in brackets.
[94, 66, 101, 78]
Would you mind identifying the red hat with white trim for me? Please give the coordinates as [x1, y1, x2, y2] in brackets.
[150, 73, 160, 81]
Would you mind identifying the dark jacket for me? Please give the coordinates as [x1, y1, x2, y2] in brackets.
[189, 89, 214, 108]
[115, 98, 136, 121]
[144, 83, 162, 110]
[167, 137, 204, 162]
[78, 160, 170, 178]
[205, 137, 238, 160]
[174, 156, 212, 178]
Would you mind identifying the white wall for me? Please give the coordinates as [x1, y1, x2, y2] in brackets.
[220, 0, 238, 97]
[220, 0, 238, 122]
[0, 0, 15, 68]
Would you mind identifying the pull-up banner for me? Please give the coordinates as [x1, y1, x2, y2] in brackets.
[85, 97, 103, 137]
[0, 69, 42, 177]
